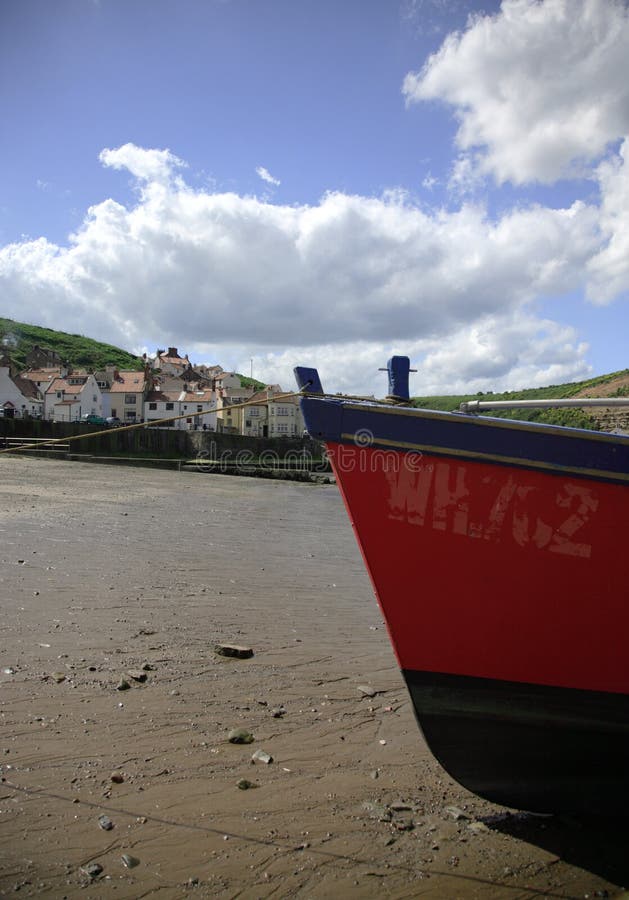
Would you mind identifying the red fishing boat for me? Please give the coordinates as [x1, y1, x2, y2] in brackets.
[295, 357, 629, 814]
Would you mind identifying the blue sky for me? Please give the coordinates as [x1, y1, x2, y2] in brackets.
[1, 0, 629, 395]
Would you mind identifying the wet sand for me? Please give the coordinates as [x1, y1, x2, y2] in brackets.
[0, 457, 628, 899]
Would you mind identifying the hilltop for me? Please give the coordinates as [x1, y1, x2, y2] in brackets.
[412, 368, 629, 432]
[0, 317, 144, 372]
[0, 318, 266, 389]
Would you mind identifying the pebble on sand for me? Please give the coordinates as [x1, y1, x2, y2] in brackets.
[251, 749, 273, 764]
[80, 863, 103, 879]
[357, 684, 377, 697]
[126, 670, 148, 683]
[237, 778, 256, 790]
[215, 644, 254, 659]
[228, 728, 254, 744]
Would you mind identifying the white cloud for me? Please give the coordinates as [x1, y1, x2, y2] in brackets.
[99, 143, 187, 186]
[0, 141, 619, 395]
[256, 166, 281, 187]
[587, 137, 629, 303]
[404, 0, 629, 186]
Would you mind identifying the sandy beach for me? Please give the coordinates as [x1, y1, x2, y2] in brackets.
[1, 457, 628, 899]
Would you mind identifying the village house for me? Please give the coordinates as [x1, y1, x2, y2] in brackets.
[240, 386, 305, 438]
[144, 389, 182, 426]
[144, 387, 217, 430]
[213, 371, 243, 391]
[19, 366, 66, 396]
[24, 344, 63, 369]
[43, 371, 102, 422]
[196, 363, 224, 381]
[179, 388, 217, 430]
[152, 348, 191, 376]
[242, 389, 269, 437]
[215, 383, 256, 433]
[92, 364, 121, 415]
[0, 355, 44, 418]
[267, 394, 304, 437]
[105, 370, 149, 423]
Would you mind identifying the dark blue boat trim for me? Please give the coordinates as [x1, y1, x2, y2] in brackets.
[403, 669, 629, 813]
[300, 396, 629, 485]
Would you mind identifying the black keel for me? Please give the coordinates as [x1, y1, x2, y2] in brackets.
[403, 670, 629, 814]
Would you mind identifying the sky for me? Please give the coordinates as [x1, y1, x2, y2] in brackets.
[1, 0, 629, 397]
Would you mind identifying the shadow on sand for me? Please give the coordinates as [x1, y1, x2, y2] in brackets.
[484, 810, 629, 890]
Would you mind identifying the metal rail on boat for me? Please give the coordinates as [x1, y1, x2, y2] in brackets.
[460, 397, 629, 413]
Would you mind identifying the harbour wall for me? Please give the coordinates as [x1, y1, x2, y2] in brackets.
[0, 419, 330, 479]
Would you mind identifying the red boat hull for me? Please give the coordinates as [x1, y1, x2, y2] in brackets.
[325, 440, 629, 812]
[328, 442, 628, 696]
[294, 360, 629, 814]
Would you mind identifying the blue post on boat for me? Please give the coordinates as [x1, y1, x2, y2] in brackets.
[294, 366, 324, 394]
[380, 356, 416, 402]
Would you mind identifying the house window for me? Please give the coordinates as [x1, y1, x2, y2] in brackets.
[125, 394, 136, 404]
[166, 402, 174, 410]
[277, 407, 289, 416]
[149, 402, 157, 410]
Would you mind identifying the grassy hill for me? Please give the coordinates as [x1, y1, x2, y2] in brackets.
[0, 317, 144, 372]
[0, 317, 267, 389]
[412, 368, 629, 431]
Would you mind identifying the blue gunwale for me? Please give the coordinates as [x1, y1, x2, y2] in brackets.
[300, 395, 629, 486]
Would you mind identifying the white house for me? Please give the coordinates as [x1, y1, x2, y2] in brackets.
[0, 358, 44, 418]
[144, 389, 217, 430]
[44, 373, 103, 422]
[144, 390, 181, 427]
[179, 388, 217, 430]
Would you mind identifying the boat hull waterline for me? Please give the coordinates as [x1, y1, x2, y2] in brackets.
[296, 366, 629, 813]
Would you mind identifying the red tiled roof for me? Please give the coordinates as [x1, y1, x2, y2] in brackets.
[20, 368, 62, 382]
[109, 371, 146, 393]
[46, 378, 84, 395]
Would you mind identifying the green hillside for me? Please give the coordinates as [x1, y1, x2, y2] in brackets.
[412, 369, 629, 431]
[0, 317, 267, 389]
[238, 375, 267, 391]
[0, 317, 144, 372]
